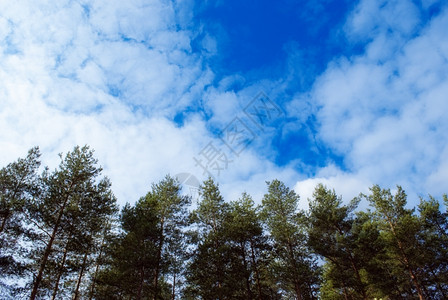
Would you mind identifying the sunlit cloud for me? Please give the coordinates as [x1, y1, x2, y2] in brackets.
[1, 0, 447, 206]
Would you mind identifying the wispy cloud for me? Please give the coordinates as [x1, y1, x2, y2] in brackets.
[0, 0, 300, 204]
[1, 0, 447, 206]
[294, 0, 448, 201]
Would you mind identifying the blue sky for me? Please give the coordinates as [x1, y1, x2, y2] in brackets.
[195, 0, 354, 77]
[1, 0, 448, 207]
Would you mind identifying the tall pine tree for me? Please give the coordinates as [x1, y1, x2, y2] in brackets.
[95, 175, 189, 299]
[308, 184, 368, 299]
[185, 178, 232, 299]
[29, 146, 117, 300]
[0, 147, 41, 295]
[261, 180, 320, 299]
[365, 185, 427, 300]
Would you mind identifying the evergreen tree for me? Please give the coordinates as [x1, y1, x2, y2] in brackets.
[29, 146, 117, 300]
[226, 193, 274, 299]
[95, 175, 189, 300]
[417, 195, 448, 298]
[3, 145, 448, 299]
[150, 175, 191, 299]
[365, 185, 428, 300]
[308, 184, 368, 299]
[349, 210, 395, 298]
[261, 180, 320, 299]
[185, 178, 233, 299]
[94, 201, 160, 299]
[0, 147, 41, 295]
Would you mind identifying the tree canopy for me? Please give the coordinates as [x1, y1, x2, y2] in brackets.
[0, 146, 447, 299]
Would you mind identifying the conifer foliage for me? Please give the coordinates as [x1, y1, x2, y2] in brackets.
[0, 146, 447, 299]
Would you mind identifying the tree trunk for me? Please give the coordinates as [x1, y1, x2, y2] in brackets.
[334, 225, 367, 300]
[73, 251, 89, 300]
[342, 284, 350, 300]
[386, 218, 426, 300]
[250, 240, 263, 300]
[153, 218, 165, 300]
[30, 192, 70, 300]
[240, 242, 252, 300]
[137, 266, 145, 300]
[0, 213, 9, 234]
[88, 249, 103, 300]
[348, 252, 367, 299]
[88, 223, 109, 300]
[171, 272, 176, 300]
[287, 239, 302, 300]
[51, 244, 68, 300]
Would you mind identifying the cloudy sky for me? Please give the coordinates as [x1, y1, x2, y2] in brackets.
[1, 0, 447, 207]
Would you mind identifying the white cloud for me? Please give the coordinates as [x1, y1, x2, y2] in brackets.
[0, 0, 209, 204]
[0, 0, 209, 114]
[3, 0, 446, 210]
[294, 165, 371, 210]
[0, 0, 302, 206]
[299, 1, 448, 202]
[345, 0, 421, 41]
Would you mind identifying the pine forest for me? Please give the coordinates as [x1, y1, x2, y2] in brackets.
[1, 146, 447, 299]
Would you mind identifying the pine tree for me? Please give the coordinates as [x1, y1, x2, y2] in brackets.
[226, 193, 274, 299]
[417, 195, 448, 298]
[0, 147, 41, 295]
[261, 180, 320, 299]
[185, 178, 232, 299]
[308, 184, 368, 299]
[29, 146, 117, 300]
[366, 185, 427, 300]
[149, 175, 191, 299]
[95, 175, 189, 299]
[94, 201, 160, 299]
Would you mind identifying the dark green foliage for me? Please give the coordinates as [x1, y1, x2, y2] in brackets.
[95, 175, 190, 300]
[185, 178, 233, 299]
[186, 180, 280, 299]
[225, 193, 275, 299]
[1, 147, 448, 299]
[94, 202, 160, 299]
[0, 147, 41, 296]
[31, 146, 117, 299]
[308, 184, 369, 299]
[417, 196, 448, 298]
[363, 185, 438, 300]
[0, 146, 118, 299]
[307, 184, 393, 299]
[261, 180, 320, 299]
